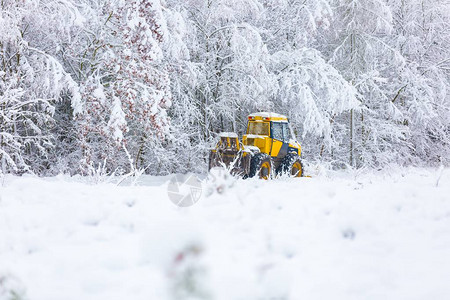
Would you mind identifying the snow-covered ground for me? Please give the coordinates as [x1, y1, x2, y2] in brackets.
[1, 168, 450, 300]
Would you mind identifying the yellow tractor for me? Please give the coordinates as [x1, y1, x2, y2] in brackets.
[208, 112, 303, 179]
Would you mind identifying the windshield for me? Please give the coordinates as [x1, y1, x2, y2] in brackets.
[247, 121, 269, 136]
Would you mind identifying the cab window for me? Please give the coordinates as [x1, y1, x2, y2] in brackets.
[271, 122, 283, 141]
[247, 121, 269, 136]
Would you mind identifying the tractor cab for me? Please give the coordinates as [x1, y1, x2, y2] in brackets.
[243, 112, 301, 167]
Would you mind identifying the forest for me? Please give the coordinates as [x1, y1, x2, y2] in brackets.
[1, 0, 450, 176]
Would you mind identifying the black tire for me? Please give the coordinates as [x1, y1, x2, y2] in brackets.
[248, 153, 273, 179]
[277, 153, 303, 177]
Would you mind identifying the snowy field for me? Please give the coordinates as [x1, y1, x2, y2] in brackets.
[1, 168, 450, 300]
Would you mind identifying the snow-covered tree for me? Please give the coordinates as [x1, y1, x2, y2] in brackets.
[74, 0, 173, 174]
[269, 48, 358, 162]
[325, 0, 410, 167]
[165, 0, 275, 172]
[387, 0, 450, 165]
[0, 0, 81, 175]
[260, 0, 333, 51]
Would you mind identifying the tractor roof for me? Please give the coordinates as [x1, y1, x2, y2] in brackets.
[218, 132, 238, 138]
[248, 112, 288, 122]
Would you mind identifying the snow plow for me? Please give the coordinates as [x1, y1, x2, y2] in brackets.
[208, 112, 303, 179]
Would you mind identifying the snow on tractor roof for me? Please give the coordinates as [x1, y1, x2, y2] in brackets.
[218, 132, 238, 138]
[248, 112, 288, 121]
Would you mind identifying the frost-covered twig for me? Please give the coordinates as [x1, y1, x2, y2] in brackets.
[435, 165, 445, 187]
[116, 144, 146, 186]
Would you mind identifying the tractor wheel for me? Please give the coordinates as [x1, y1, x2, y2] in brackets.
[249, 153, 273, 180]
[278, 153, 303, 177]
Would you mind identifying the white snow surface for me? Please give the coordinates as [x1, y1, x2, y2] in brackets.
[1, 168, 450, 300]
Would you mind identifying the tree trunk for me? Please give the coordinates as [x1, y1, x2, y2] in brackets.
[350, 108, 354, 167]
